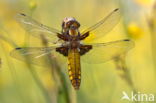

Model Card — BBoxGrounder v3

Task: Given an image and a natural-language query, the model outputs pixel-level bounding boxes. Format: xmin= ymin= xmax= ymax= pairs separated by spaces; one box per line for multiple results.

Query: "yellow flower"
xmin=29 ymin=0 xmax=37 ymax=10
xmin=135 ymin=0 xmax=154 ymax=6
xmin=127 ymin=22 xmax=143 ymax=39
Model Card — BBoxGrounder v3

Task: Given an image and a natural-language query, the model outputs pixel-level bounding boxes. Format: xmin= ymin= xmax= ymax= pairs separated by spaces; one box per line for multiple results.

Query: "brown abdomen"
xmin=68 ymin=49 xmax=81 ymax=90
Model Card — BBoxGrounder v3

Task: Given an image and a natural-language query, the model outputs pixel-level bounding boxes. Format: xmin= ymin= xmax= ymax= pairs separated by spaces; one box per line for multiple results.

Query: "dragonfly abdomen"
xmin=68 ymin=49 xmax=81 ymax=90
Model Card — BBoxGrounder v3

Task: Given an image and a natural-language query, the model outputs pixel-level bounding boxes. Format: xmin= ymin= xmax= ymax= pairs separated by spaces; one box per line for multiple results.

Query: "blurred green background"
xmin=0 ymin=0 xmax=156 ymax=103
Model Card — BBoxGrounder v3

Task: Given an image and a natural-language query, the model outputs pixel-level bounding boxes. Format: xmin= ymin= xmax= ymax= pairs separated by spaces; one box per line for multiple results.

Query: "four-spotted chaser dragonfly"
xmin=11 ymin=8 xmax=134 ymax=90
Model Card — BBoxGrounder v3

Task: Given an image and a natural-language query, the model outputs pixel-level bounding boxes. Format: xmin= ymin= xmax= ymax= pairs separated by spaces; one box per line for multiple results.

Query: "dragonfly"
xmin=11 ymin=8 xmax=134 ymax=90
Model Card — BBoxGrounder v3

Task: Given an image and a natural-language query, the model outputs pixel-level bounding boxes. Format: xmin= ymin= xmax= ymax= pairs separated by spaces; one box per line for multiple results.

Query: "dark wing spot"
xmin=114 ymin=8 xmax=119 ymax=12
xmin=15 ymin=47 xmax=22 ymax=50
xmin=124 ymin=39 xmax=130 ymax=41
xmin=19 ymin=13 xmax=26 ymax=16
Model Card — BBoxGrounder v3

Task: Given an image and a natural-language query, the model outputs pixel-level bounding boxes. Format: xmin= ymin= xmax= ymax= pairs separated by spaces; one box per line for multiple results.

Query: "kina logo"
xmin=121 ymin=91 xmax=155 ymax=102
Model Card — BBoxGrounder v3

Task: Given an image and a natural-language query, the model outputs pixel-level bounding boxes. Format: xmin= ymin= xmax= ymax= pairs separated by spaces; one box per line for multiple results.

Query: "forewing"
xmin=10 ymin=46 xmax=66 ymax=66
xmin=81 ymin=39 xmax=134 ymax=63
xmin=81 ymin=9 xmax=121 ymax=42
xmin=16 ymin=13 xmax=61 ymax=43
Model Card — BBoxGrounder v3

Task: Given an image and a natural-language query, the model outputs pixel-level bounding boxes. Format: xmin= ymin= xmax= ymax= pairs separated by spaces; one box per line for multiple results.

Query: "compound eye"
xmin=64 ymin=22 xmax=70 ymax=28
xmin=73 ymin=22 xmax=80 ymax=28
xmin=73 ymin=23 xmax=78 ymax=27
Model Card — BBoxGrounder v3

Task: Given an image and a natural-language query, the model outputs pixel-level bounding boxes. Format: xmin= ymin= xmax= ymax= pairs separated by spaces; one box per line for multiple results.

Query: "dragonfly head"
xmin=62 ymin=17 xmax=80 ymax=35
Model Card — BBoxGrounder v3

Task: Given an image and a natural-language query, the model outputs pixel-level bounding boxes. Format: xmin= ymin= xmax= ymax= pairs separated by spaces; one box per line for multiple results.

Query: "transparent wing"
xmin=10 ymin=46 xmax=66 ymax=66
xmin=81 ymin=8 xmax=121 ymax=42
xmin=16 ymin=13 xmax=61 ymax=43
xmin=81 ymin=39 xmax=134 ymax=63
